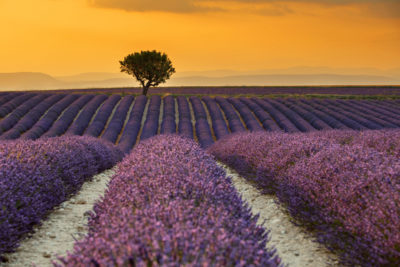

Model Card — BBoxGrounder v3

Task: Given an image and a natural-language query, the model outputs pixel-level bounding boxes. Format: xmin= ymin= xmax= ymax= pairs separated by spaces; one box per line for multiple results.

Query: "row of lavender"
xmin=1 ymin=93 xmax=400 ymax=150
xmin=30 ymin=85 xmax=400 ymax=95
xmin=208 ymin=130 xmax=400 ymax=266
xmin=0 ymin=136 xmax=123 ymax=259
xmin=58 ymin=135 xmax=281 ymax=266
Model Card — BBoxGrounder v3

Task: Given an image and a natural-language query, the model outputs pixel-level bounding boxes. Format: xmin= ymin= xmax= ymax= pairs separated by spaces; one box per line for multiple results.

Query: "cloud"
xmin=87 ymin=0 xmax=217 ymax=13
xmin=88 ymin=0 xmax=400 ymax=17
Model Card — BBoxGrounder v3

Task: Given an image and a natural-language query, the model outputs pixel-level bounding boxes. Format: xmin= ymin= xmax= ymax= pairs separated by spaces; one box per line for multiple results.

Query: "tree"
xmin=120 ymin=50 xmax=175 ymax=96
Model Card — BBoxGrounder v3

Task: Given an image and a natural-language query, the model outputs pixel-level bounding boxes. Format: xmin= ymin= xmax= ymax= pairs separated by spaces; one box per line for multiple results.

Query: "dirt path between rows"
xmin=220 ymin=163 xmax=340 ymax=267
xmin=0 ymin=168 xmax=117 ymax=267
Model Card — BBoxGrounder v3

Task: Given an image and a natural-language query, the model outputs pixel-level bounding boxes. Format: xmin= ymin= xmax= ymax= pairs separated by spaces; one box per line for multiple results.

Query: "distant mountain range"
xmin=0 ymin=67 xmax=399 ymax=91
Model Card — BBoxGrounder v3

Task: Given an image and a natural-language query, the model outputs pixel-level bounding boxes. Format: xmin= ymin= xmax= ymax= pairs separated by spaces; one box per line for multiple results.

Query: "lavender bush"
xmin=0 ymin=94 xmax=65 ymax=140
xmin=253 ymin=99 xmax=299 ymax=133
xmin=21 ymin=95 xmax=79 ymax=140
xmin=177 ymin=96 xmax=193 ymax=139
xmin=315 ymin=99 xmax=383 ymax=130
xmin=331 ymin=99 xmax=398 ymax=128
xmin=240 ymin=98 xmax=282 ymax=132
xmin=287 ymin=98 xmax=350 ymax=130
xmin=59 ymin=135 xmax=281 ymax=266
xmin=370 ymin=100 xmax=400 ymax=117
xmin=208 ymin=129 xmax=400 ymax=266
xmin=118 ymin=95 xmax=147 ymax=153
xmin=300 ymin=99 xmax=366 ymax=130
xmin=0 ymin=93 xmax=22 ymax=107
xmin=160 ymin=95 xmax=176 ymax=134
xmin=0 ymin=136 xmax=123 ymax=258
xmin=44 ymin=95 xmax=94 ymax=138
xmin=215 ymin=96 xmax=246 ymax=133
xmin=0 ymin=94 xmax=33 ymax=118
xmin=66 ymin=95 xmax=108 ymax=136
xmin=202 ymin=96 xmax=230 ymax=139
xmin=101 ymin=95 xmax=134 ymax=143
xmin=190 ymin=96 xmax=214 ymax=147
xmin=0 ymin=94 xmax=49 ymax=135
xmin=264 ymin=99 xmax=315 ymax=132
xmin=84 ymin=95 xmax=121 ymax=137
xmin=275 ymin=99 xmax=332 ymax=130
xmin=140 ymin=95 xmax=161 ymax=140
xmin=228 ymin=98 xmax=264 ymax=132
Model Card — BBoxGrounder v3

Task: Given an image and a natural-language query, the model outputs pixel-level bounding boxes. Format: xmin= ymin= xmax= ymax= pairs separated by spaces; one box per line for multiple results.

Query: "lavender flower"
xmin=59 ymin=135 xmax=281 ymax=266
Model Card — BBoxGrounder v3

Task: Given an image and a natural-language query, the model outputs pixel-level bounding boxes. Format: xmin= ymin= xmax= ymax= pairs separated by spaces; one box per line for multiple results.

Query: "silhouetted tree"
xmin=120 ymin=50 xmax=175 ymax=96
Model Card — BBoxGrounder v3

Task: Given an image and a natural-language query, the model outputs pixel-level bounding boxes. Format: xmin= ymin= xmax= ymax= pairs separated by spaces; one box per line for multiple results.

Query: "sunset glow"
xmin=0 ymin=0 xmax=399 ymax=76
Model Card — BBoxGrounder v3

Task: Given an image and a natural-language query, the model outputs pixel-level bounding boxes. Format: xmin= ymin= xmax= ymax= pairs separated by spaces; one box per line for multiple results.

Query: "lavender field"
xmin=0 ymin=91 xmax=399 ymax=266
xmin=31 ymin=85 xmax=400 ymax=96
xmin=1 ymin=92 xmax=400 ymax=150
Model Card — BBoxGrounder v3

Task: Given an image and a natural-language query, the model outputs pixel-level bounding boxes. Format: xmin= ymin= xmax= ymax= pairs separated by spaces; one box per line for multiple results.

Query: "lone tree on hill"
xmin=120 ymin=50 xmax=175 ymax=96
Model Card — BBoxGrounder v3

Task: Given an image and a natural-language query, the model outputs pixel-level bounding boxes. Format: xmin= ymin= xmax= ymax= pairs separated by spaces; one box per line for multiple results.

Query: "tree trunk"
xmin=142 ymin=85 xmax=150 ymax=96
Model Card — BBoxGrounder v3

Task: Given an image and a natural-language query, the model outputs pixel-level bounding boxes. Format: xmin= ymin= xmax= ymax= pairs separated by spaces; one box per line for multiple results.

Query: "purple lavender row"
xmin=349 ymin=100 xmax=400 ymax=122
xmin=0 ymin=93 xmax=22 ymax=108
xmin=43 ymin=95 xmax=95 ymax=138
xmin=177 ymin=96 xmax=193 ymax=138
xmin=240 ymin=98 xmax=282 ymax=132
xmin=328 ymin=99 xmax=398 ymax=128
xmin=202 ymin=96 xmax=230 ymax=139
xmin=346 ymin=99 xmax=400 ymax=125
xmin=140 ymin=95 xmax=161 ymax=140
xmin=264 ymin=99 xmax=316 ymax=132
xmin=385 ymin=98 xmax=400 ymax=105
xmin=0 ymin=136 xmax=123 ymax=258
xmin=254 ymin=98 xmax=300 ymax=132
xmin=315 ymin=99 xmax=383 ymax=130
xmin=160 ymin=95 xmax=176 ymax=134
xmin=66 ymin=95 xmax=108 ymax=136
xmin=215 ymin=96 xmax=246 ymax=133
xmin=84 ymin=95 xmax=121 ymax=137
xmin=0 ymin=95 xmax=65 ymax=140
xmin=276 ymin=99 xmax=332 ymax=130
xmin=0 ymin=93 xmax=10 ymax=106
xmin=0 ymin=94 xmax=49 ymax=135
xmin=364 ymin=100 xmax=400 ymax=117
xmin=59 ymin=135 xmax=281 ymax=266
xmin=288 ymin=99 xmax=350 ymax=130
xmin=0 ymin=93 xmax=34 ymax=118
xmin=36 ymin=86 xmax=400 ymax=96
xmin=301 ymin=99 xmax=367 ymax=130
xmin=117 ymin=95 xmax=147 ymax=153
xmin=208 ymin=130 xmax=400 ymax=266
xmin=374 ymin=100 xmax=400 ymax=115
xmin=189 ymin=96 xmax=214 ymax=148
xmin=21 ymin=95 xmax=80 ymax=140
xmin=227 ymin=97 xmax=264 ymax=132
xmin=101 ymin=95 xmax=134 ymax=143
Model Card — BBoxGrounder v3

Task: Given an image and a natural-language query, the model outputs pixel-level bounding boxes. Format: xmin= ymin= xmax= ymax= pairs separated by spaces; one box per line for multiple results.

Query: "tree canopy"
xmin=120 ymin=50 xmax=175 ymax=96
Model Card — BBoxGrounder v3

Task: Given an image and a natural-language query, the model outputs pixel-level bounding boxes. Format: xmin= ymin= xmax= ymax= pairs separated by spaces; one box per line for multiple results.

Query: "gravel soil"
xmin=220 ymin=163 xmax=340 ymax=267
xmin=0 ymin=168 xmax=117 ymax=267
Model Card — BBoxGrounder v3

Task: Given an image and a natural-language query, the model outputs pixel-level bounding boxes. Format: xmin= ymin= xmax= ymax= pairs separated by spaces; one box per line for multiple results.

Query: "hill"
xmin=0 ymin=70 xmax=399 ymax=91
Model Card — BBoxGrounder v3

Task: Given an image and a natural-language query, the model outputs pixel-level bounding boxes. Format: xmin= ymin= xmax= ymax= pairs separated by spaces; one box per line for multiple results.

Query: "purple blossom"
xmin=0 ymin=136 xmax=123 ymax=257
xmin=208 ymin=129 xmax=400 ymax=266
xmin=59 ymin=135 xmax=281 ymax=266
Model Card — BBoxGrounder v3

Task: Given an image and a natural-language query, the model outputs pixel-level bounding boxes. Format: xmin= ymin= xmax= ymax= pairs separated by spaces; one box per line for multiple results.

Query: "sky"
xmin=0 ymin=0 xmax=399 ymax=76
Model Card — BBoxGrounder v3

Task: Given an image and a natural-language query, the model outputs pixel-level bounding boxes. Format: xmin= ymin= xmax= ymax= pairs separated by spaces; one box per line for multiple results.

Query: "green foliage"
xmin=120 ymin=50 xmax=175 ymax=96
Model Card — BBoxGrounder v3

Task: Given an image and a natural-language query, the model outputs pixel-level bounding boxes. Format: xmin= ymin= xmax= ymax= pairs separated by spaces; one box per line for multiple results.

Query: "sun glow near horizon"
xmin=0 ymin=0 xmax=399 ymax=76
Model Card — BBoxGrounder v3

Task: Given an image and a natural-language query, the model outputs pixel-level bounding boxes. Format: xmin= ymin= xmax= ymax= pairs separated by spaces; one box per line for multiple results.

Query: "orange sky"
xmin=0 ymin=0 xmax=399 ymax=76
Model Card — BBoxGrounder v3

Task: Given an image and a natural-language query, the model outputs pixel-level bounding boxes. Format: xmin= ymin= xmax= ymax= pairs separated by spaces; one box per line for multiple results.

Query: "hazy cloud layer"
xmin=88 ymin=0 xmax=214 ymax=13
xmin=89 ymin=0 xmax=400 ymax=17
